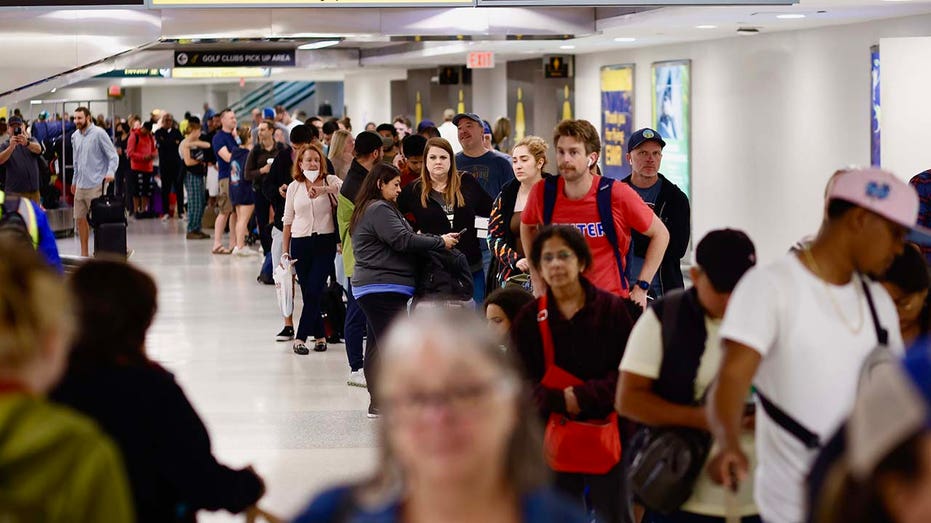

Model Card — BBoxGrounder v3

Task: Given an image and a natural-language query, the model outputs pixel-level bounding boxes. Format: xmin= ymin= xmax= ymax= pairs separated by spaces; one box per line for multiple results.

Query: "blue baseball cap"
xmin=628 ymin=128 xmax=667 ymax=153
xmin=452 ymin=112 xmax=483 ymax=127
xmin=262 ymin=107 xmax=275 ymax=119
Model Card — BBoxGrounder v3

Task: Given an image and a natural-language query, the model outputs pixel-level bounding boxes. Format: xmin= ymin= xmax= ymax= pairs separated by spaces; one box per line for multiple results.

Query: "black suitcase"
xmin=94 ymin=222 xmax=127 ymax=258
xmin=88 ymin=189 xmax=126 ymax=226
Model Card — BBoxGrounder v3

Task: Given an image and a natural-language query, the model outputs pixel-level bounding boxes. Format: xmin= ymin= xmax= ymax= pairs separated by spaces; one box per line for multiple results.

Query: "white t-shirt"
xmin=438 ymin=121 xmax=462 ymax=154
xmin=719 ymin=254 xmax=903 ymax=523
xmin=620 ymin=308 xmax=758 ymax=517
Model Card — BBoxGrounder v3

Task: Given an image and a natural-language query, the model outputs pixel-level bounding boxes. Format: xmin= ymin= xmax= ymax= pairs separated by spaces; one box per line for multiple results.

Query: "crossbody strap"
xmin=756 ymin=391 xmax=821 ymax=449
xmin=537 ymin=294 xmax=555 ymax=370
xmin=860 ymin=276 xmax=889 ymax=347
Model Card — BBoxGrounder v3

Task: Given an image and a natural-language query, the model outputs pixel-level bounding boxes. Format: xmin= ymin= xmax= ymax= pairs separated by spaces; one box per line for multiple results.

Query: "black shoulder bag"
xmin=627 ymin=290 xmax=714 ymax=515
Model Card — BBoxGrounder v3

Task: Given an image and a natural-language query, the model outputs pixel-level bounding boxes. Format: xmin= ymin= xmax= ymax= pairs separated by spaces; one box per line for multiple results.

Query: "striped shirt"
xmin=71 ymin=123 xmax=119 ymax=189
xmin=910 ymin=170 xmax=931 ymax=262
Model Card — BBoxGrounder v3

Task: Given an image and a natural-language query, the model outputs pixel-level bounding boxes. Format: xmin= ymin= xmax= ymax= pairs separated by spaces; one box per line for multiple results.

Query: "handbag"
xmin=627 ymin=423 xmax=712 ymax=514
xmin=537 ymin=294 xmax=622 ymax=475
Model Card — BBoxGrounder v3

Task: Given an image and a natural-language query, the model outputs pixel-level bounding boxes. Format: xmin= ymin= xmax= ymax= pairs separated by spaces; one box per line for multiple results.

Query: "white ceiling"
xmin=3 ymin=0 xmax=931 ymax=100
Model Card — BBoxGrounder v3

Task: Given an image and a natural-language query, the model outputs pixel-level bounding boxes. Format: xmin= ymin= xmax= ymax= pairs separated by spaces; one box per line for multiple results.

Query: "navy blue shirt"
xmin=456 ymin=150 xmax=514 ymax=199
xmin=211 ymin=131 xmax=239 ymax=180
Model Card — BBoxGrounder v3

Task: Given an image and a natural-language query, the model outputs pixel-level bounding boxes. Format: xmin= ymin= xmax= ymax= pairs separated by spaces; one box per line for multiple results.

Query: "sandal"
xmin=212 ymin=245 xmax=232 ymax=255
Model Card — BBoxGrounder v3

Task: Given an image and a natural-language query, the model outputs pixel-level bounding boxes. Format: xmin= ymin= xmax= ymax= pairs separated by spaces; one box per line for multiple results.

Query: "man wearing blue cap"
xmin=453 ymin=112 xmax=515 ymax=301
xmin=622 ymin=128 xmax=691 ymax=298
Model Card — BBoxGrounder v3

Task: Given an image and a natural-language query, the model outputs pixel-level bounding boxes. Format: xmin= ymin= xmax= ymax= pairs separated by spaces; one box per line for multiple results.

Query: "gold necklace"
xmin=802 ymin=248 xmax=864 ymax=334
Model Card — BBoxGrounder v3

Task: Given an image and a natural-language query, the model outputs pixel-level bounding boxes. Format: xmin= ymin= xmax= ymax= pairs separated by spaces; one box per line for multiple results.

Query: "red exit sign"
xmin=467 ymin=51 xmax=495 ymax=69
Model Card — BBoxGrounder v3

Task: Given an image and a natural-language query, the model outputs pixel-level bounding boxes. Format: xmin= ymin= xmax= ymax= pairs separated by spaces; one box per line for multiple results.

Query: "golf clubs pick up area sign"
xmin=174 ymin=50 xmax=295 ymax=68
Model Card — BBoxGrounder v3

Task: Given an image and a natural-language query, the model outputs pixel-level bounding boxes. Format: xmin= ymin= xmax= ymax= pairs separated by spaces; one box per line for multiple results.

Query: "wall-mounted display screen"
xmin=652 ymin=60 xmax=691 ymax=197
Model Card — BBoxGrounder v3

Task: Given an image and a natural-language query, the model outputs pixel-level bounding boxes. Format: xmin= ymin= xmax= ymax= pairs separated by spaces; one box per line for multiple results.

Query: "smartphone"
xmin=13 ymin=127 xmax=21 ymax=136
xmin=457 ymin=228 xmax=468 ymax=236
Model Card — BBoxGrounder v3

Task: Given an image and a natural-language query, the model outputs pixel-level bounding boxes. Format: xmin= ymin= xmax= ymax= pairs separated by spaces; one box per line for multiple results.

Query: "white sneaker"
xmin=348 ymin=370 xmax=367 ymax=388
xmin=232 ymin=246 xmax=252 ymax=257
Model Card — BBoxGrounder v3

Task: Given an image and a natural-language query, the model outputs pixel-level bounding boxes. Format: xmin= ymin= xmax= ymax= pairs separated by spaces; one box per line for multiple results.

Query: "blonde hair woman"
xmin=0 ymin=239 xmax=133 ymax=521
xmin=487 ymin=135 xmax=549 ymax=289
xmin=397 ymin=137 xmax=493 ymax=303
xmin=293 ymin=309 xmax=588 ymax=523
xmin=327 ymin=129 xmax=354 ymax=180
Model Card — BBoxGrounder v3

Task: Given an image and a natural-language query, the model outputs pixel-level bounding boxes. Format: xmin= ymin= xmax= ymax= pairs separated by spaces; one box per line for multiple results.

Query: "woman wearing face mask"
xmin=282 ymin=143 xmax=343 ymax=355
xmin=349 ymin=163 xmax=459 ymax=418
xmin=398 ymin=137 xmax=493 ymax=304
xmin=880 ymin=243 xmax=931 ymax=347
xmin=293 ymin=309 xmax=589 ymax=523
xmin=488 ymin=136 xmax=549 ymax=290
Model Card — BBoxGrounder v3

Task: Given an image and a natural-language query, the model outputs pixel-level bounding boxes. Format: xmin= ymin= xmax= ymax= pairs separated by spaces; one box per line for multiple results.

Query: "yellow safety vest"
xmin=0 ymin=190 xmax=39 ymax=248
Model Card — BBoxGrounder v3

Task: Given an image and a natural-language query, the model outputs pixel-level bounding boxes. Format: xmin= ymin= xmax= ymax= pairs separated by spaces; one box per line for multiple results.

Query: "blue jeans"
xmin=260 ymin=251 xmax=273 ymax=281
xmin=290 ymin=234 xmax=338 ymax=342
xmin=472 ymin=268 xmax=486 ymax=304
xmin=344 ymin=281 xmax=366 ymax=372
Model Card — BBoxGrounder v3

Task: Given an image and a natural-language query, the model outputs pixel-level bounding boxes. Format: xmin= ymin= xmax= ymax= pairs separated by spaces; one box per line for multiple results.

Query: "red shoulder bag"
xmin=537 ymin=294 xmax=622 ymax=474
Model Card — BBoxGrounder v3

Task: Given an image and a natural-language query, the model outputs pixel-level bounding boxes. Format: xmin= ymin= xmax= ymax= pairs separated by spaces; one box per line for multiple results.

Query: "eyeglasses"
xmin=384 ymin=378 xmax=514 ymax=419
xmin=540 ymin=250 xmax=576 ymax=264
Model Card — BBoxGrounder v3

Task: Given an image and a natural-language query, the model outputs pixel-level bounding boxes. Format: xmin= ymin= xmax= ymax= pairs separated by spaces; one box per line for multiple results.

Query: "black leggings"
xmin=161 ymin=164 xmax=184 ymax=214
xmin=356 ymin=292 xmax=410 ymax=406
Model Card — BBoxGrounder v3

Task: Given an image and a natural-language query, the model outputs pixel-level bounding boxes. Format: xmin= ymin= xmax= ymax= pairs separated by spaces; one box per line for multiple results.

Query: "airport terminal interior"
xmin=4 ymin=0 xmax=931 ymax=522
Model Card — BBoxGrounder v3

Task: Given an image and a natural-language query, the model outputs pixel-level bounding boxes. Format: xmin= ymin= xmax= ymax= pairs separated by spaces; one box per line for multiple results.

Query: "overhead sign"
xmin=467 ymin=51 xmax=495 ymax=69
xmin=544 ymin=55 xmax=573 ymax=79
xmin=151 ymin=0 xmax=471 ymax=6
xmin=171 ymin=67 xmax=270 ymax=79
xmin=174 ymin=50 xmax=295 ymax=68
xmin=97 ymin=68 xmax=171 ymax=78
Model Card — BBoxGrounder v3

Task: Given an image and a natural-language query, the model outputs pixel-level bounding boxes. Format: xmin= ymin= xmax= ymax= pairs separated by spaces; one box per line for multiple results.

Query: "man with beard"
xmin=71 ymin=106 xmax=119 ymax=257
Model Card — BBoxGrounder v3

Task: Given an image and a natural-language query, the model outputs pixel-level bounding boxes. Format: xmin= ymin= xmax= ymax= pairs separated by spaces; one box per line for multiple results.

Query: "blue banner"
xmin=600 ymin=65 xmax=635 ymax=180
xmin=871 ymin=45 xmax=881 ymax=167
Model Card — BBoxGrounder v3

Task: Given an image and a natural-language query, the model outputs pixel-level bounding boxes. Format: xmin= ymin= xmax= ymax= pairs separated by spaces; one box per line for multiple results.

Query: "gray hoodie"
xmin=351 ymin=200 xmax=444 ymax=289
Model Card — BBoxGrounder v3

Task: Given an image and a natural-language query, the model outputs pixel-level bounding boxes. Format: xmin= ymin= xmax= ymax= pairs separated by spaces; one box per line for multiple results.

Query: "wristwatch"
xmin=634 ymin=279 xmax=650 ymax=291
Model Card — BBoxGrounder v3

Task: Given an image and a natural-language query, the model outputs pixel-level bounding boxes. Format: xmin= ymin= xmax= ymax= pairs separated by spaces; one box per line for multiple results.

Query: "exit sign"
xmin=467 ymin=51 xmax=495 ymax=69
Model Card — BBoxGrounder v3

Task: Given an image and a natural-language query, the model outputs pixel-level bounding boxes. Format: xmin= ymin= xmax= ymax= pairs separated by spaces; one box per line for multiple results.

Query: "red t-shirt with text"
xmin=522 ymin=175 xmax=654 ymax=297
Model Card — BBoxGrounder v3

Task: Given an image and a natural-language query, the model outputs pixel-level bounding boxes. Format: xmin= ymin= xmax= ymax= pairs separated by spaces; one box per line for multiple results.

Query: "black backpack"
xmin=320 ymin=273 xmax=347 ymax=343
xmin=416 ymin=248 xmax=474 ymax=301
xmin=0 ymin=193 xmax=34 ymax=248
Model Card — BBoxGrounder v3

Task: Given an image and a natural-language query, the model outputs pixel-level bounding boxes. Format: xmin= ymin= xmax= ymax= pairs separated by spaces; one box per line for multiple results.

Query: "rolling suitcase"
xmin=89 ymin=182 xmax=128 ymax=258
xmin=94 ymin=222 xmax=127 ymax=258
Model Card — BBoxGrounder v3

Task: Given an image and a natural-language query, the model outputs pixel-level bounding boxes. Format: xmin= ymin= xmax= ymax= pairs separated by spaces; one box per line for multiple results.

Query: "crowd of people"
xmin=2 ymin=100 xmax=931 ymax=523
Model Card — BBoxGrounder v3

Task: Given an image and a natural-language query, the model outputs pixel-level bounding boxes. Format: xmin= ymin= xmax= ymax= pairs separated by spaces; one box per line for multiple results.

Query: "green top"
xmin=0 ymin=394 xmax=135 ymax=522
xmin=337 ymin=191 xmax=356 ymax=278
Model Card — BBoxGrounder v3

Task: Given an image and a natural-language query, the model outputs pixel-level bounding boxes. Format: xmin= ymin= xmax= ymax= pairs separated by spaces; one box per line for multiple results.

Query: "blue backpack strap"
xmin=596 ymin=177 xmax=627 ymax=291
xmin=542 ymin=176 xmax=559 ymax=225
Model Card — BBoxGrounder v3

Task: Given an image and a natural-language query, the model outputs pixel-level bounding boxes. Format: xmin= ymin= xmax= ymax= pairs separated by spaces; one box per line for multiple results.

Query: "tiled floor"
xmin=57 ymin=218 xmax=376 ymax=521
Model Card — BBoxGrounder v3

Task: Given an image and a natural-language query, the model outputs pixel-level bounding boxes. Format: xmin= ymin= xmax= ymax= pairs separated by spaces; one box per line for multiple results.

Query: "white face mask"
xmin=303 ymin=170 xmax=320 ymax=182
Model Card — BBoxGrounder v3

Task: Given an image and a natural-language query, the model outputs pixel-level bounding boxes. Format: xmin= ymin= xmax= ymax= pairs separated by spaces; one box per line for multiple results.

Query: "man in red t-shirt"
xmin=520 ymin=119 xmax=669 ymax=308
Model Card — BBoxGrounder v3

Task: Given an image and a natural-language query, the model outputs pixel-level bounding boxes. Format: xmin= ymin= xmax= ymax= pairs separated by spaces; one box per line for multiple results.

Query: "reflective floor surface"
xmin=57 ymin=218 xmax=376 ymax=521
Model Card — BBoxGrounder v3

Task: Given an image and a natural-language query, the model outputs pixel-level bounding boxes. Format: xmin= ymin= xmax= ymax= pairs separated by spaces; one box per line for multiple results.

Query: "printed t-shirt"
xmin=719 ymin=254 xmax=903 ymax=523
xmin=521 ymin=175 xmax=654 ymax=297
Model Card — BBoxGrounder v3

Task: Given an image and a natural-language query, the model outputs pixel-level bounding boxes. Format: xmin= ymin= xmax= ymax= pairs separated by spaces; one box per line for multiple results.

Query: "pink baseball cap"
xmin=827 ymin=167 xmax=931 ymax=244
